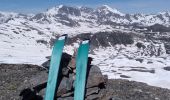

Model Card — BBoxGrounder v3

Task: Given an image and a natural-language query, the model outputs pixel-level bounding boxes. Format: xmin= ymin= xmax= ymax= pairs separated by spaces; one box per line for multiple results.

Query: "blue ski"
xmin=45 ymin=35 xmax=67 ymax=100
xmin=74 ymin=40 xmax=90 ymax=100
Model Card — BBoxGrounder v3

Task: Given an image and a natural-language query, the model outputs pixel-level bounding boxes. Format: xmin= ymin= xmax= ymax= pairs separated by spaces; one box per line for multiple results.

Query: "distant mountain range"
xmin=0 ymin=5 xmax=170 ymax=34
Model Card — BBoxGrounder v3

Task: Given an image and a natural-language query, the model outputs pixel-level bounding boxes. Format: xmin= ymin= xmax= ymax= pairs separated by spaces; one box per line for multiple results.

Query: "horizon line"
xmin=0 ymin=4 xmax=169 ymax=15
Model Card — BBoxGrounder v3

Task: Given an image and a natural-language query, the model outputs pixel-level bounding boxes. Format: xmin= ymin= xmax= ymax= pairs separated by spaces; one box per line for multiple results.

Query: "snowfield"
xmin=89 ymin=46 xmax=170 ymax=89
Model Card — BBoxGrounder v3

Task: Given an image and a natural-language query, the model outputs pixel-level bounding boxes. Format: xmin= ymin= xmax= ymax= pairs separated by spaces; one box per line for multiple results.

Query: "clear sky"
xmin=0 ymin=0 xmax=170 ymax=14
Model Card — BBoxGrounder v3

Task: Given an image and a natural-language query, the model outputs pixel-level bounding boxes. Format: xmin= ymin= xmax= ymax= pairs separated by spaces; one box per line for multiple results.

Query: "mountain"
xmin=0 ymin=11 xmax=18 ymax=24
xmin=1 ymin=5 xmax=170 ymax=89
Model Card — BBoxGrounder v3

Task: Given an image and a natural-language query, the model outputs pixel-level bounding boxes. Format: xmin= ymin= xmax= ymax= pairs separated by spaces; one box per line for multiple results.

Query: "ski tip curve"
xmin=58 ymin=34 xmax=68 ymax=40
xmin=82 ymin=40 xmax=90 ymax=44
xmin=82 ymin=38 xmax=90 ymax=44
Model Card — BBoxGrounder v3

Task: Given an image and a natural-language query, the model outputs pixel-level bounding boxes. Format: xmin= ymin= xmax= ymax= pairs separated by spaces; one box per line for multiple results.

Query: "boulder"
xmin=86 ymin=65 xmax=106 ymax=88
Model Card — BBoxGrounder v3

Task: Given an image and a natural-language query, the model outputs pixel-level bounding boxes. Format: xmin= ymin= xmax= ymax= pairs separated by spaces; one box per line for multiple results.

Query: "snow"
xmin=0 ymin=5 xmax=170 ymax=90
xmin=89 ymin=46 xmax=170 ymax=89
xmin=102 ymin=5 xmax=125 ymax=16
xmin=59 ymin=5 xmax=64 ymax=9
xmin=0 ymin=40 xmax=51 ymax=65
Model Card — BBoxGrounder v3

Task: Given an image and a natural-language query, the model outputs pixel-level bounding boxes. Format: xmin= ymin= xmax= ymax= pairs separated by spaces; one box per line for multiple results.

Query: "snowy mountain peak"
xmin=1 ymin=5 xmax=170 ymax=28
xmin=96 ymin=5 xmax=125 ymax=16
xmin=0 ymin=11 xmax=20 ymax=24
xmin=58 ymin=4 xmax=64 ymax=8
xmin=159 ymin=11 xmax=170 ymax=15
xmin=46 ymin=5 xmax=68 ymax=15
xmin=46 ymin=5 xmax=81 ymax=16
xmin=46 ymin=6 xmax=60 ymax=15
xmin=0 ymin=11 xmax=19 ymax=19
xmin=80 ymin=6 xmax=94 ymax=13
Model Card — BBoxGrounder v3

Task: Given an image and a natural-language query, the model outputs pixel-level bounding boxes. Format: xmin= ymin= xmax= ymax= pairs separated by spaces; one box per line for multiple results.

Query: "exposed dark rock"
xmin=120 ymin=75 xmax=131 ymax=78
xmin=163 ymin=67 xmax=170 ymax=71
xmin=86 ymin=65 xmax=106 ymax=88
xmin=36 ymin=40 xmax=48 ymax=45
xmin=100 ymin=79 xmax=170 ymax=100
xmin=123 ymin=69 xmax=155 ymax=74
xmin=56 ymin=77 xmax=74 ymax=96
xmin=58 ymin=97 xmax=74 ymax=100
xmin=86 ymin=87 xmax=99 ymax=96
xmin=0 ymin=64 xmax=46 ymax=100
xmin=86 ymin=93 xmax=99 ymax=100
xmin=136 ymin=42 xmax=146 ymax=49
xmin=135 ymin=58 xmax=144 ymax=63
xmin=147 ymin=24 xmax=170 ymax=32
xmin=64 ymin=32 xmax=134 ymax=50
xmin=164 ymin=44 xmax=170 ymax=54
xmin=19 ymin=88 xmax=43 ymax=100
xmin=147 ymin=61 xmax=153 ymax=64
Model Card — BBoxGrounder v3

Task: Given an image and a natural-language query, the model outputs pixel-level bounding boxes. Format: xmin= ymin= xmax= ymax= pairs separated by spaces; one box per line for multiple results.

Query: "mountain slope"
xmin=1 ymin=5 xmax=170 ymax=89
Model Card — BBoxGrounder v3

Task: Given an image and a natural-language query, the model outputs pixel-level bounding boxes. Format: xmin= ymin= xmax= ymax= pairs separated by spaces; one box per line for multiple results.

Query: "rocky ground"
xmin=1 ymin=63 xmax=170 ymax=100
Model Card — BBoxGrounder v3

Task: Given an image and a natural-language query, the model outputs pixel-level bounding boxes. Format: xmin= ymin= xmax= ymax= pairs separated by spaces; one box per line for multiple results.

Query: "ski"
xmin=74 ymin=40 xmax=90 ymax=100
xmin=45 ymin=35 xmax=67 ymax=100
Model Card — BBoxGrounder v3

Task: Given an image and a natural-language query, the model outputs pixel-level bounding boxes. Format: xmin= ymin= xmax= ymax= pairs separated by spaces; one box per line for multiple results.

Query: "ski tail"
xmin=74 ymin=40 xmax=90 ymax=100
xmin=45 ymin=34 xmax=67 ymax=100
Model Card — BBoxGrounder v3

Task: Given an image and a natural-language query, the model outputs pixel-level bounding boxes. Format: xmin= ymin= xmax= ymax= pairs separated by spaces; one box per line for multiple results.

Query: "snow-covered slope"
xmin=64 ymin=33 xmax=170 ymax=89
xmin=1 ymin=5 xmax=170 ymax=89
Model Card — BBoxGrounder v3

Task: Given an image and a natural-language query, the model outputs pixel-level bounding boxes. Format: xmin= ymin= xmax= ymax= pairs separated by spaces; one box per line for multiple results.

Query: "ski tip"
xmin=58 ymin=34 xmax=67 ymax=40
xmin=82 ymin=40 xmax=90 ymax=44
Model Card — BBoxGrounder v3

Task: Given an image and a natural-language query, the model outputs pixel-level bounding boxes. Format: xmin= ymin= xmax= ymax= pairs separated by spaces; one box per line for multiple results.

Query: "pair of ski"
xmin=45 ymin=34 xmax=90 ymax=100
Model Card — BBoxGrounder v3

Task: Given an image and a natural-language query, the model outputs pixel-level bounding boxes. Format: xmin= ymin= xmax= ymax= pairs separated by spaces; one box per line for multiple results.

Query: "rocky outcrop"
xmin=1 ymin=53 xmax=170 ymax=100
xmin=41 ymin=53 xmax=106 ymax=99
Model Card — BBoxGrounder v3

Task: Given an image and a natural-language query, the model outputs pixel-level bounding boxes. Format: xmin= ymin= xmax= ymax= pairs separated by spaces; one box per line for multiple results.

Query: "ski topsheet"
xmin=74 ymin=40 xmax=90 ymax=100
xmin=45 ymin=35 xmax=67 ymax=100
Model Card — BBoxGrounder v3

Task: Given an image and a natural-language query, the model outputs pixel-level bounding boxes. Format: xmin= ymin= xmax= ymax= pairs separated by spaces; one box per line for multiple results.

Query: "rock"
xmin=86 ymin=93 xmax=99 ymax=100
xmin=120 ymin=75 xmax=131 ymax=78
xmin=19 ymin=88 xmax=43 ymax=100
xmin=68 ymin=57 xmax=76 ymax=69
xmin=147 ymin=61 xmax=153 ymax=64
xmin=60 ymin=91 xmax=73 ymax=97
xmin=86 ymin=87 xmax=99 ymax=96
xmin=45 ymin=56 xmax=51 ymax=59
xmin=111 ymin=97 xmax=123 ymax=100
xmin=0 ymin=64 xmax=46 ymax=100
xmin=57 ymin=77 xmax=74 ymax=96
xmin=128 ymin=69 xmax=155 ymax=73
xmin=103 ymin=79 xmax=170 ymax=100
xmin=86 ymin=65 xmax=106 ymax=88
xmin=163 ymin=67 xmax=170 ymax=71
xmin=135 ymin=58 xmax=144 ymax=63
xmin=41 ymin=60 xmax=50 ymax=69
xmin=58 ymin=97 xmax=74 ymax=100
xmin=103 ymin=75 xmax=108 ymax=84
xmin=62 ymin=67 xmax=70 ymax=76
xmin=42 ymin=53 xmax=72 ymax=69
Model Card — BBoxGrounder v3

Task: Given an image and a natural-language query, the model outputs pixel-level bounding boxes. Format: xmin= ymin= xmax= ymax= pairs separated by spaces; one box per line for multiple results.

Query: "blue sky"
xmin=0 ymin=0 xmax=170 ymax=14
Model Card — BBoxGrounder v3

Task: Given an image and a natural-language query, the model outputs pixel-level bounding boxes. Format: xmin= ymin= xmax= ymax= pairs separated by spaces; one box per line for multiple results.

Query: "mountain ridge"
xmin=0 ymin=5 xmax=170 ymax=26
